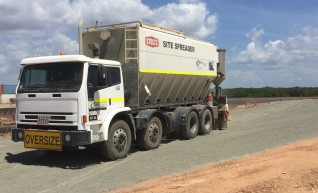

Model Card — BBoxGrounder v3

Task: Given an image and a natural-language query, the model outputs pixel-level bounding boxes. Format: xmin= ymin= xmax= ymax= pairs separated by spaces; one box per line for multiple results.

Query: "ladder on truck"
xmin=125 ymin=28 xmax=138 ymax=63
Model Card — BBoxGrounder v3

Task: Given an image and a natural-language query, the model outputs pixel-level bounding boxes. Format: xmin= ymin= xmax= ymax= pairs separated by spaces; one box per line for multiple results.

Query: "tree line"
xmin=222 ymin=87 xmax=318 ymax=98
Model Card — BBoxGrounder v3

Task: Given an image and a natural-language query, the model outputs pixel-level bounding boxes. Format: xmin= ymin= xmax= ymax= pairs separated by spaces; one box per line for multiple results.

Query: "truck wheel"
xmin=139 ymin=117 xmax=163 ymax=150
xmin=100 ymin=120 xmax=131 ymax=161
xmin=181 ymin=111 xmax=199 ymax=139
xmin=199 ymin=109 xmax=212 ymax=135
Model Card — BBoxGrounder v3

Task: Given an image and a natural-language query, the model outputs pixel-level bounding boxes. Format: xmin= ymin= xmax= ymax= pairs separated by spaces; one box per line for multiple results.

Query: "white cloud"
xmin=0 ymin=0 xmax=218 ymax=84
xmin=246 ymin=27 xmax=264 ymax=42
xmin=0 ymin=0 xmax=73 ymax=37
xmin=226 ymin=26 xmax=318 ymax=87
xmin=179 ymin=0 xmax=203 ymax=3
xmin=0 ymin=54 xmax=8 ymax=73
xmin=47 ymin=32 xmax=78 ymax=55
xmin=70 ymin=0 xmax=152 ymax=26
xmin=0 ymin=0 xmax=216 ymax=40
xmin=151 ymin=2 xmax=217 ymax=38
xmin=232 ymin=27 xmax=318 ymax=66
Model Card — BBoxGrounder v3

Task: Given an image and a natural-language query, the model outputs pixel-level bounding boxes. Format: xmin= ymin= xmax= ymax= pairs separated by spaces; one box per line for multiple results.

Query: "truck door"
xmin=87 ymin=64 xmax=124 ymax=122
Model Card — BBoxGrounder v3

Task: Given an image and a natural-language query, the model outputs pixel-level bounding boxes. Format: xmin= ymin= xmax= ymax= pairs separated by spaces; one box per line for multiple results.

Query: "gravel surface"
xmin=0 ymin=99 xmax=318 ymax=193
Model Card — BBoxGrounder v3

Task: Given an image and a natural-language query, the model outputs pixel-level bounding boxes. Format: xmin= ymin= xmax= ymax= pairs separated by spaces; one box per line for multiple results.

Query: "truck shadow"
xmin=5 ymin=148 xmax=106 ymax=169
xmin=4 ymin=139 xmax=178 ymax=169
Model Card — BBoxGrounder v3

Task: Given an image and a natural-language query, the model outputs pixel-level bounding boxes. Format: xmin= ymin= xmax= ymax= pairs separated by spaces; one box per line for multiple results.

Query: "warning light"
xmin=207 ymin=93 xmax=213 ymax=102
xmin=83 ymin=115 xmax=87 ymax=124
xmin=207 ymin=93 xmax=213 ymax=106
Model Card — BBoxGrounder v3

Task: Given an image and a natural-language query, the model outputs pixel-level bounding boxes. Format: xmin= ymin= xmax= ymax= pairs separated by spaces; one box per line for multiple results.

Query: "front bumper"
xmin=12 ymin=128 xmax=91 ymax=148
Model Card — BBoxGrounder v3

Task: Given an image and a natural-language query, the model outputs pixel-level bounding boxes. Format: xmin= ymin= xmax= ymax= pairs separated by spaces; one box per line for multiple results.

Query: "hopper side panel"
xmin=138 ymin=27 xmax=218 ymax=77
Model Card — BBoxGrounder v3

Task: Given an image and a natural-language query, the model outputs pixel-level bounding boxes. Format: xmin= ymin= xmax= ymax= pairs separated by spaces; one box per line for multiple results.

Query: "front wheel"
xmin=138 ymin=116 xmax=163 ymax=150
xmin=100 ymin=120 xmax=132 ymax=161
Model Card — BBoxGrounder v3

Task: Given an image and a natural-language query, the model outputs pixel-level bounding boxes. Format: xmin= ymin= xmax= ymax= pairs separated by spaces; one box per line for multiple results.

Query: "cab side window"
xmin=107 ymin=67 xmax=121 ymax=86
xmin=87 ymin=65 xmax=121 ymax=87
xmin=87 ymin=65 xmax=121 ymax=100
xmin=87 ymin=66 xmax=100 ymax=100
xmin=87 ymin=66 xmax=101 ymax=88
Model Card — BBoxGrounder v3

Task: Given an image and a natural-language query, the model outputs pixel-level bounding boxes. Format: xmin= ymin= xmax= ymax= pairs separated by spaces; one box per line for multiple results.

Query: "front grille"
xmin=24 ymin=115 xmax=67 ymax=120
xmin=21 ymin=112 xmax=73 ymax=115
xmin=21 ymin=120 xmax=73 ymax=124
xmin=19 ymin=112 xmax=76 ymax=125
xmin=25 ymin=115 xmax=38 ymax=119
xmin=17 ymin=124 xmax=77 ymax=131
xmin=51 ymin=116 xmax=66 ymax=120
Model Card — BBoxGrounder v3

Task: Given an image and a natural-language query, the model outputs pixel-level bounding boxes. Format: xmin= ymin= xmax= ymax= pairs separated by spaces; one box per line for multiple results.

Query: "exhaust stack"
xmin=78 ymin=20 xmax=83 ymax=55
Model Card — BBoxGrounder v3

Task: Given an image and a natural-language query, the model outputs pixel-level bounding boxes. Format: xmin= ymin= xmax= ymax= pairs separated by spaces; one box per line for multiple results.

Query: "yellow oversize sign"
xmin=24 ymin=130 xmax=62 ymax=151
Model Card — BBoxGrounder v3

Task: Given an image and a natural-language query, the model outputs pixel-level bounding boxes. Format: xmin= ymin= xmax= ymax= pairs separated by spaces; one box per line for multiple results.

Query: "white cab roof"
xmin=21 ymin=55 xmax=121 ymax=66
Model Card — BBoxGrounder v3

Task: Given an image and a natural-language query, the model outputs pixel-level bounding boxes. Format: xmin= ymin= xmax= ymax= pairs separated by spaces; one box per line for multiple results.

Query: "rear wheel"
xmin=139 ymin=116 xmax=163 ymax=150
xmin=100 ymin=120 xmax=131 ymax=160
xmin=199 ymin=109 xmax=212 ymax=135
xmin=181 ymin=111 xmax=199 ymax=139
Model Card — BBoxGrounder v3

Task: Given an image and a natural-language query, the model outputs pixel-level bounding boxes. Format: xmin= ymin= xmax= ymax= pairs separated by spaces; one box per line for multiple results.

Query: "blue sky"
xmin=0 ymin=0 xmax=317 ymax=88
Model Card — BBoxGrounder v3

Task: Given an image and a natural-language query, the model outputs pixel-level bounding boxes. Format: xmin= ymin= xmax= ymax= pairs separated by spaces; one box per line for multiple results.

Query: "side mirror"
xmin=97 ymin=65 xmax=106 ymax=86
xmin=87 ymin=83 xmax=93 ymax=89
xmin=87 ymin=83 xmax=95 ymax=100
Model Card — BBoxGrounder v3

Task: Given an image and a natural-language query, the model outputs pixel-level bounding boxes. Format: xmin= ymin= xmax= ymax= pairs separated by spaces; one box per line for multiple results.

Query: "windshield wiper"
xmin=30 ymin=84 xmax=46 ymax=88
xmin=40 ymin=87 xmax=60 ymax=92
xmin=59 ymin=85 xmax=80 ymax=88
xmin=18 ymin=84 xmax=80 ymax=93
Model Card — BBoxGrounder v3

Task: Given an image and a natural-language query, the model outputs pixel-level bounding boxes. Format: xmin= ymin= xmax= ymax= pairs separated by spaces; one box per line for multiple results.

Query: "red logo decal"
xmin=145 ymin=36 xmax=159 ymax=48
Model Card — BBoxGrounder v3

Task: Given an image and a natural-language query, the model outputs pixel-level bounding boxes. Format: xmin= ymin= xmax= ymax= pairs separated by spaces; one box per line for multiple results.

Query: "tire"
xmin=100 ymin=120 xmax=131 ymax=161
xmin=138 ymin=117 xmax=163 ymax=150
xmin=181 ymin=111 xmax=199 ymax=139
xmin=199 ymin=109 xmax=212 ymax=135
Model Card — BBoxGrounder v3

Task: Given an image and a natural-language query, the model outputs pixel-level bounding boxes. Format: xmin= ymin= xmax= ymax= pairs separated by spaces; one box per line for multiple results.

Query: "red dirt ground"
xmin=114 ymin=137 xmax=318 ymax=193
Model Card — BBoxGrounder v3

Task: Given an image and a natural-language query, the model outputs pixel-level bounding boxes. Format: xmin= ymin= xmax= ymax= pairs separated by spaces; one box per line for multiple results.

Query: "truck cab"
xmin=12 ymin=55 xmax=132 ymax=153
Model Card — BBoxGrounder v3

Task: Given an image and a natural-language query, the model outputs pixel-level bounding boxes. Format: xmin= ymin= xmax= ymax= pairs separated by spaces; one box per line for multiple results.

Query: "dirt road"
xmin=0 ymin=99 xmax=318 ymax=193
xmin=116 ymin=136 xmax=318 ymax=193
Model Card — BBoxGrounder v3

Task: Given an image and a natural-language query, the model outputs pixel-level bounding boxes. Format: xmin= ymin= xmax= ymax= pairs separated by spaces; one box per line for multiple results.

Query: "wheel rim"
xmin=113 ymin=128 xmax=127 ymax=152
xmin=204 ymin=113 xmax=211 ymax=130
xmin=148 ymin=122 xmax=159 ymax=143
xmin=189 ymin=116 xmax=198 ymax=133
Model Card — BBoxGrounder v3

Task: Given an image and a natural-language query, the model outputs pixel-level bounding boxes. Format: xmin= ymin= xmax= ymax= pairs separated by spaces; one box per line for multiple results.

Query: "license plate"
xmin=37 ymin=115 xmax=50 ymax=125
xmin=24 ymin=130 xmax=62 ymax=151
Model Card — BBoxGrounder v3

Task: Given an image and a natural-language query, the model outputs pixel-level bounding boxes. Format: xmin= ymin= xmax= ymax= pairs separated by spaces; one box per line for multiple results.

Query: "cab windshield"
xmin=17 ymin=62 xmax=84 ymax=93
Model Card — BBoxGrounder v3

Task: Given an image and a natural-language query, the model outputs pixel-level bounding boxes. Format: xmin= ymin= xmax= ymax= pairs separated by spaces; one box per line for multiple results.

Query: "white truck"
xmin=12 ymin=21 xmax=229 ymax=160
